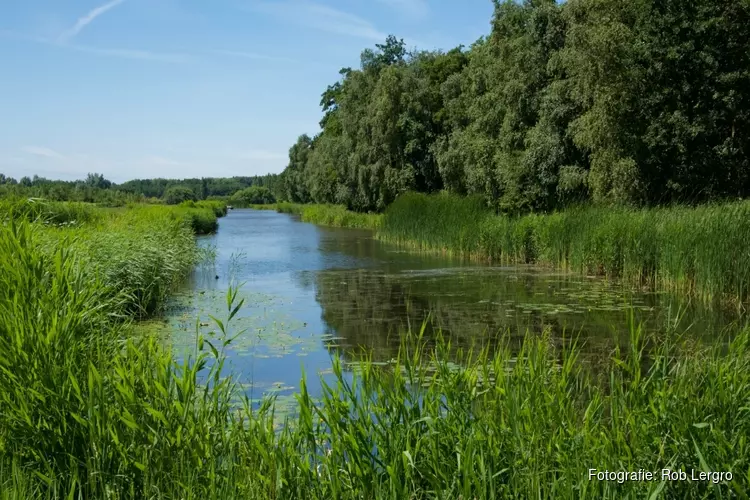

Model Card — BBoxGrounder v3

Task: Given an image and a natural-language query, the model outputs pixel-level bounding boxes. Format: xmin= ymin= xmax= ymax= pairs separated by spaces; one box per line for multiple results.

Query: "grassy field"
xmin=379 ymin=193 xmax=750 ymax=305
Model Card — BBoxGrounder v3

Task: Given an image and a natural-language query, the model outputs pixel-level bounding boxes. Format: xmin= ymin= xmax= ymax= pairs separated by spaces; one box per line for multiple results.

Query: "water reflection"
xmin=163 ymin=209 xmax=739 ymax=406
xmin=312 ymin=266 xmax=734 ymax=363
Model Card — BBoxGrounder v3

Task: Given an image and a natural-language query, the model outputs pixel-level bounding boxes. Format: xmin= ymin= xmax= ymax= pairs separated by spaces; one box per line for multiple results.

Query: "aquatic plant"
xmin=2 ymin=204 xmax=748 ymax=499
xmin=270 ymin=203 xmax=382 ymax=229
xmin=381 ymin=193 xmax=750 ymax=305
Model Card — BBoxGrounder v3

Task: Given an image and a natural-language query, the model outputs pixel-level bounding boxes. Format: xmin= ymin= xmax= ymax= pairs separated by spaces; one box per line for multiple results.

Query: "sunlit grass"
xmin=2 ymin=200 xmax=748 ymax=498
xmin=268 ymin=203 xmax=382 ymax=229
xmin=381 ymin=193 xmax=750 ymax=305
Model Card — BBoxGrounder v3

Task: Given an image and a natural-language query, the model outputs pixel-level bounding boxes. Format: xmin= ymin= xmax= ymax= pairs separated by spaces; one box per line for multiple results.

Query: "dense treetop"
xmin=279 ymin=0 xmax=750 ymax=213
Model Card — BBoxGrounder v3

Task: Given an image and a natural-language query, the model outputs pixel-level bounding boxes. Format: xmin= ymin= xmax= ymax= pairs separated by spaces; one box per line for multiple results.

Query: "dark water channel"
xmin=161 ymin=209 xmax=738 ymax=413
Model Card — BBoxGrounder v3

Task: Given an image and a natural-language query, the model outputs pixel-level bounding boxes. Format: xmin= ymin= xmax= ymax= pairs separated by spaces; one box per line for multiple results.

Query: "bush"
xmin=163 ymin=186 xmax=197 ymax=205
xmin=230 ymin=186 xmax=276 ymax=206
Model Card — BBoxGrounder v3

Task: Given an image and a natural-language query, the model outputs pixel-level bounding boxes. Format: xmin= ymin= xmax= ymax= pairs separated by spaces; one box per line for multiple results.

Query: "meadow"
xmin=0 ymin=198 xmax=747 ymax=498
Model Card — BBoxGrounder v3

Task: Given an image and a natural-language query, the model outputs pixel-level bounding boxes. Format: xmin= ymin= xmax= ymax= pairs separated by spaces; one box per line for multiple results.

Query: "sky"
xmin=0 ymin=0 xmax=494 ymax=183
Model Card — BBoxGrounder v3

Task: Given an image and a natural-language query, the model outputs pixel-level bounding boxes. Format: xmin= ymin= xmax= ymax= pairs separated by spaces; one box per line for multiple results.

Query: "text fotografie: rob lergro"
xmin=589 ymin=469 xmax=733 ymax=484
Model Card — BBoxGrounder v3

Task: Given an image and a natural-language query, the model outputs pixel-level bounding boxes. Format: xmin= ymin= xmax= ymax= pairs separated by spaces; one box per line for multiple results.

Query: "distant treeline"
xmin=118 ymin=175 xmax=280 ymax=199
xmin=278 ymin=0 xmax=750 ymax=213
xmin=0 ymin=172 xmax=281 ymax=205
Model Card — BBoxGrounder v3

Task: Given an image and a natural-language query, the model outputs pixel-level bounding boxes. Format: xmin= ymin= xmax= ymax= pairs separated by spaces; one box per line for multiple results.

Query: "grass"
xmin=380 ymin=193 xmax=750 ymax=305
xmin=0 ymin=200 xmax=214 ymax=316
xmin=270 ymin=202 xmax=382 ymax=229
xmin=0 ymin=196 xmax=224 ymax=236
xmin=248 ymin=203 xmax=279 ymax=211
xmin=2 ymin=199 xmax=748 ymax=498
xmin=0 ymin=197 xmax=101 ymax=227
xmin=1 ymin=224 xmax=749 ymax=498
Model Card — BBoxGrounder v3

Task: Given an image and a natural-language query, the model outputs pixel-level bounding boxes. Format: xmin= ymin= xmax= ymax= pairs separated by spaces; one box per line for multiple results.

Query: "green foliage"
xmin=197 ymin=200 xmax=229 ymax=218
xmin=270 ymin=203 xmax=382 ymax=229
xmin=280 ymin=0 xmax=750 ymax=212
xmin=381 ymin=193 xmax=750 ymax=303
xmin=0 ymin=198 xmax=101 ymax=226
xmin=381 ymin=192 xmax=488 ymax=255
xmin=0 ymin=173 xmax=283 ymax=207
xmin=2 ymin=238 xmax=749 ymax=498
xmin=0 ymin=218 xmax=239 ymax=497
xmin=299 ymin=204 xmax=382 ymax=230
xmin=0 ymin=174 xmax=144 ymax=207
xmin=231 ymin=186 xmax=276 ymax=206
xmin=281 ymin=135 xmax=314 ymax=203
xmin=163 ymin=186 xmax=197 ymax=205
xmin=119 ymin=174 xmax=281 ymax=200
xmin=1 ymin=204 xmax=749 ymax=498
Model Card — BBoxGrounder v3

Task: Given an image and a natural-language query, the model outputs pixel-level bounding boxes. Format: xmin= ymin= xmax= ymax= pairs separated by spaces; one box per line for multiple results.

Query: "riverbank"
xmin=1 ymin=201 xmax=748 ymax=498
xmin=378 ymin=193 xmax=750 ymax=306
xmin=257 ymin=202 xmax=382 ymax=229
xmin=257 ymin=194 xmax=750 ymax=305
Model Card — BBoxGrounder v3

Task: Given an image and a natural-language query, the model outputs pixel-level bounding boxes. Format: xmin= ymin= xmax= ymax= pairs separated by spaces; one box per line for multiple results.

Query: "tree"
xmin=85 ymin=173 xmax=112 ymax=189
xmin=278 ymin=0 xmax=750 ymax=212
xmin=200 ymin=178 xmax=209 ymax=200
xmin=282 ymin=135 xmax=314 ymax=203
xmin=163 ymin=186 xmax=197 ymax=205
xmin=231 ymin=186 xmax=276 ymax=205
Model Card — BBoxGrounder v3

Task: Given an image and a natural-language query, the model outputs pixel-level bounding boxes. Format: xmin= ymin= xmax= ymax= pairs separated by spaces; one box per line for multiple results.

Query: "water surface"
xmin=162 ymin=209 xmax=737 ymax=408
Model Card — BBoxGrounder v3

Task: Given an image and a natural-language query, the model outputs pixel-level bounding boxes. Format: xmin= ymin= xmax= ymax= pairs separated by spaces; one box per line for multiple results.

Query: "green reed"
xmin=264 ymin=203 xmax=382 ymax=229
xmin=2 ymin=202 xmax=748 ymax=499
xmin=380 ymin=193 xmax=750 ymax=304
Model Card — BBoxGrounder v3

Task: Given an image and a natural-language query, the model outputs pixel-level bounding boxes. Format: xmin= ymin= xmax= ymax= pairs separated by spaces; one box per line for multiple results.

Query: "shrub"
xmin=163 ymin=186 xmax=197 ymax=205
xmin=230 ymin=186 xmax=276 ymax=206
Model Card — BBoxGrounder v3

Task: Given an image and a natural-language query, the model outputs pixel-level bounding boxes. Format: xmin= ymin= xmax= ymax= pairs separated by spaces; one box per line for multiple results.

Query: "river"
xmin=161 ymin=208 xmax=737 ymax=413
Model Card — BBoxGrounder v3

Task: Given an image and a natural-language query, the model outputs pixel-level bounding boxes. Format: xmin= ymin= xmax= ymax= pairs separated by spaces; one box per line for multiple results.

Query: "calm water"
xmin=162 ymin=209 xmax=737 ymax=408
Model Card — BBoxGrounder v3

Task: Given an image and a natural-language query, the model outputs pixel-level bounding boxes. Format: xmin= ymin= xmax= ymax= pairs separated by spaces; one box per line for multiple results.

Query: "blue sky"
xmin=0 ymin=0 xmax=493 ymax=183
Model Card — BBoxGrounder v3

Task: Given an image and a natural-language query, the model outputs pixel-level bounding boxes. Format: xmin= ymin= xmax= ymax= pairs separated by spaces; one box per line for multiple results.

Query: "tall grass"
xmin=2 ymin=230 xmax=748 ymax=498
xmin=0 ymin=219 xmax=244 ymax=498
xmin=2 ymin=200 xmax=748 ymax=498
xmin=0 ymin=197 xmax=224 ymax=236
xmin=179 ymin=199 xmax=229 ymax=218
xmin=0 ymin=197 xmax=101 ymax=226
xmin=381 ymin=193 xmax=750 ymax=304
xmin=272 ymin=203 xmax=382 ymax=229
xmin=1 ymin=201 xmax=202 ymax=317
xmin=73 ymin=207 xmax=199 ymax=316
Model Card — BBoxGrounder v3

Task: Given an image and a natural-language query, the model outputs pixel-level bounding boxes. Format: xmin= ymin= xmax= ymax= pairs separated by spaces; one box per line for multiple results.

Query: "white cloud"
xmin=58 ymin=0 xmax=126 ymax=43
xmin=22 ymin=146 xmax=66 ymax=159
xmin=248 ymin=1 xmax=388 ymax=42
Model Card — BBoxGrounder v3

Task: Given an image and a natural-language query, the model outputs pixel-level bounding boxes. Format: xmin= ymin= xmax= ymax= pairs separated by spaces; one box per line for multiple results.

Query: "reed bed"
xmin=271 ymin=203 xmax=382 ymax=229
xmin=2 ymin=201 xmax=748 ymax=498
xmin=380 ymin=193 xmax=750 ymax=304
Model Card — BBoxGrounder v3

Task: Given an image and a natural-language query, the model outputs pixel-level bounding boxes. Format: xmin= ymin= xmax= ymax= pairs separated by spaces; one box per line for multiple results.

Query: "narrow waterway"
xmin=161 ymin=209 xmax=737 ymax=414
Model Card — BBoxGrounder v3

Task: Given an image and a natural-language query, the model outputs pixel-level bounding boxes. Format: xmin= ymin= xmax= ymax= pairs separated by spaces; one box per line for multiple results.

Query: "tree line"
xmin=0 ymin=173 xmax=281 ymax=205
xmin=278 ymin=0 xmax=750 ymax=213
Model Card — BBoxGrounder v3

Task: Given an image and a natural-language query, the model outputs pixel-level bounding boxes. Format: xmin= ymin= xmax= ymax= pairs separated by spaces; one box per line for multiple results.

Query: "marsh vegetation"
xmin=4 ymin=0 xmax=750 ymax=496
